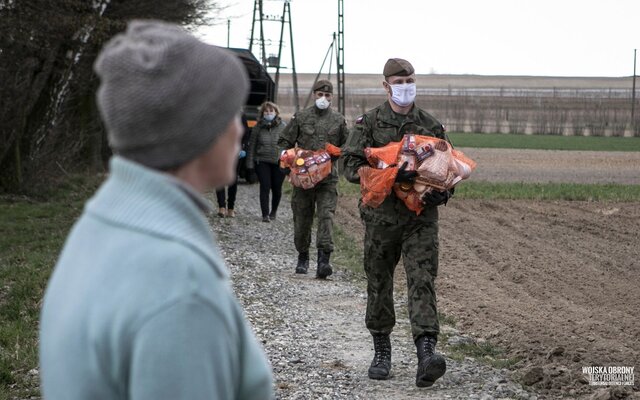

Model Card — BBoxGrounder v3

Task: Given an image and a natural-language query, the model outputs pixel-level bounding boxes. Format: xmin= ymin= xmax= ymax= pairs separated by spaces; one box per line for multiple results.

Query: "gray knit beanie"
xmin=94 ymin=20 xmax=249 ymax=169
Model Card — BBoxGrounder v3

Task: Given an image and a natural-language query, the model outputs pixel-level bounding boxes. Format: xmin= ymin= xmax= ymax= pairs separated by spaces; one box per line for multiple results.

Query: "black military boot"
xmin=316 ymin=249 xmax=333 ymax=279
xmin=295 ymin=252 xmax=309 ymax=274
xmin=368 ymin=333 xmax=392 ymax=380
xmin=415 ymin=334 xmax=446 ymax=387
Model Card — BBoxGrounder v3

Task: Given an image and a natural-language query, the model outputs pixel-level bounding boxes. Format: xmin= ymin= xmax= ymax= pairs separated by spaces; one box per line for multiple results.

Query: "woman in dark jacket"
xmin=246 ymin=102 xmax=287 ymax=222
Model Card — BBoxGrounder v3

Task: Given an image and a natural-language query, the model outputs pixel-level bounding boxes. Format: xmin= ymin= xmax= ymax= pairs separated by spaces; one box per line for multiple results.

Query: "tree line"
xmin=0 ymin=0 xmax=219 ymax=194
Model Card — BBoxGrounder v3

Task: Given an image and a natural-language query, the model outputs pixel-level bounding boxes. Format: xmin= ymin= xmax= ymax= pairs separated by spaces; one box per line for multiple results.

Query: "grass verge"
xmin=332 ymin=223 xmax=365 ymax=280
xmin=456 ymin=181 xmax=640 ymax=201
xmin=0 ymin=174 xmax=103 ymax=399
xmin=448 ymin=132 xmax=640 ymax=151
xmin=443 ymin=340 xmax=523 ymax=370
xmin=341 ymin=176 xmax=640 ymax=201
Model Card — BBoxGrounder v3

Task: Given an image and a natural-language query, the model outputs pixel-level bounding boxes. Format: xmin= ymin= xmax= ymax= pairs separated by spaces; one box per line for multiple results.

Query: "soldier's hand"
xmin=280 ymin=167 xmax=291 ymax=176
xmin=395 ymin=161 xmax=418 ymax=183
xmin=422 ymin=189 xmax=452 ymax=207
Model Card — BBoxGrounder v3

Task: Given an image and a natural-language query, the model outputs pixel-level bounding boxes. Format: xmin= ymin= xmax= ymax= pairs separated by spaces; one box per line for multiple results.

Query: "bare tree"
xmin=0 ymin=0 xmax=221 ymax=194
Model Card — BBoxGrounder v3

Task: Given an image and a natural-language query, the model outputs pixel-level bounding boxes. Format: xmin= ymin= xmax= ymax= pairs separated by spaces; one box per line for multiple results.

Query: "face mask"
xmin=263 ymin=112 xmax=276 ymax=122
xmin=389 ymin=83 xmax=416 ymax=107
xmin=315 ymin=96 xmax=331 ymax=110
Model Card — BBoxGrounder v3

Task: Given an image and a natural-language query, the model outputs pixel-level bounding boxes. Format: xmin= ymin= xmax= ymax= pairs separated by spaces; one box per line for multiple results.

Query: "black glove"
xmin=330 ymin=155 xmax=340 ymax=162
xmin=422 ymin=189 xmax=453 ymax=207
xmin=395 ymin=161 xmax=418 ymax=183
xmin=280 ymin=167 xmax=291 ymax=176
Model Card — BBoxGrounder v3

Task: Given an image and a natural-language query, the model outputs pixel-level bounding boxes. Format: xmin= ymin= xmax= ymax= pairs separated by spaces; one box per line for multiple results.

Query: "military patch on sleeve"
xmin=355 ymin=115 xmax=364 ymax=125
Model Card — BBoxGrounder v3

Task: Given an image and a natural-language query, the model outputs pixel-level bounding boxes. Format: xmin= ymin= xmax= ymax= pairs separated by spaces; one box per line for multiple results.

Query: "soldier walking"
xmin=278 ymin=80 xmax=349 ymax=278
xmin=342 ymin=59 xmax=453 ymax=387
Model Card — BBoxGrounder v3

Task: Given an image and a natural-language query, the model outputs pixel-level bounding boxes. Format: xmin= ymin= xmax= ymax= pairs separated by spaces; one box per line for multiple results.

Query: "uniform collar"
xmin=378 ymin=101 xmax=418 ymax=126
xmin=314 ymin=105 xmax=331 ymax=116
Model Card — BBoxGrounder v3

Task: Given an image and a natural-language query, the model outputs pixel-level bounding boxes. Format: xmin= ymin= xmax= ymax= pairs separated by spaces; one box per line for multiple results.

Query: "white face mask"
xmin=315 ymin=96 xmax=331 ymax=110
xmin=263 ymin=112 xmax=276 ymax=122
xmin=389 ymin=83 xmax=416 ymax=107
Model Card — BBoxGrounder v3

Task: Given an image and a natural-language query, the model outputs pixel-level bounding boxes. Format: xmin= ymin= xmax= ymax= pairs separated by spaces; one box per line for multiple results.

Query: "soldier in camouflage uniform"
xmin=342 ymin=59 xmax=453 ymax=387
xmin=278 ymin=80 xmax=349 ymax=279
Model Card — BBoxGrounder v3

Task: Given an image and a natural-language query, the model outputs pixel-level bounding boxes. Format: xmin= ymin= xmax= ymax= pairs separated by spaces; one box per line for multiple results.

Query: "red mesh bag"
xmin=325 ymin=143 xmax=342 ymax=158
xmin=361 ymin=133 xmax=477 ymax=214
xmin=364 ymin=142 xmax=402 ymax=168
xmin=358 ymin=166 xmax=398 ymax=208
xmin=280 ymin=147 xmax=333 ymax=189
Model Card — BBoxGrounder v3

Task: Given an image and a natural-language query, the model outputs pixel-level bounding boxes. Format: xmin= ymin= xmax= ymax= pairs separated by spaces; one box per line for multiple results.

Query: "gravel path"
xmin=207 ymin=183 xmax=535 ymax=399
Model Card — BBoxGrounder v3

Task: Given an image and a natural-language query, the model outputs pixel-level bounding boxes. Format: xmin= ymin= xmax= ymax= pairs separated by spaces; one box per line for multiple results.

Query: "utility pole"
xmin=249 ymin=1 xmax=258 ymax=53
xmin=250 ymin=0 xmax=299 ymax=108
xmin=286 ymin=0 xmax=299 ymax=112
xmin=337 ymin=0 xmax=345 ymax=116
xmin=226 ymin=19 xmax=230 ymax=48
xmin=249 ymin=0 xmax=267 ymax=65
xmin=632 ymin=49 xmax=637 ymax=126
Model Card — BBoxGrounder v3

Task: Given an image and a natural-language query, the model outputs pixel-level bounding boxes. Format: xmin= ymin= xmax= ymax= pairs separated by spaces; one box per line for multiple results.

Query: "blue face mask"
xmin=263 ymin=112 xmax=276 ymax=122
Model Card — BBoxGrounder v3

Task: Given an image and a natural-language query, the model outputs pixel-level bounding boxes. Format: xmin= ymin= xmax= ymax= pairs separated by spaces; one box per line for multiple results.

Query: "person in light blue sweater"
xmin=39 ymin=20 xmax=274 ymax=400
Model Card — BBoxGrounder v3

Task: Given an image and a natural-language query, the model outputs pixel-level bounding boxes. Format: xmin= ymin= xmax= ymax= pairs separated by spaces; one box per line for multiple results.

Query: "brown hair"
xmin=259 ymin=101 xmax=280 ymax=116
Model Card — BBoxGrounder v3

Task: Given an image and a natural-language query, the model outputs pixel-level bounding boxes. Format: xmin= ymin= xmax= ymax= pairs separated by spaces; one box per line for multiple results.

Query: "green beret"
xmin=383 ymin=58 xmax=415 ymax=77
xmin=312 ymin=79 xmax=333 ymax=93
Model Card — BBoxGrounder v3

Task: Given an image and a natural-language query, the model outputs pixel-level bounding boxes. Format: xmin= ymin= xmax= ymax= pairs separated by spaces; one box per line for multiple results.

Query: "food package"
xmin=364 ymin=142 xmax=402 ymax=169
xmin=357 ymin=166 xmax=398 ymax=208
xmin=280 ymin=147 xmax=333 ymax=189
xmin=325 ymin=143 xmax=342 ymax=158
xmin=360 ymin=133 xmax=476 ymax=214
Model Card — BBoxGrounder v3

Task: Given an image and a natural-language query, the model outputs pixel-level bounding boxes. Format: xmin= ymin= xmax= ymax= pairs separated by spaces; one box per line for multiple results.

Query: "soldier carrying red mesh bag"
xmin=278 ymin=80 xmax=349 ymax=279
xmin=342 ymin=58 xmax=477 ymax=389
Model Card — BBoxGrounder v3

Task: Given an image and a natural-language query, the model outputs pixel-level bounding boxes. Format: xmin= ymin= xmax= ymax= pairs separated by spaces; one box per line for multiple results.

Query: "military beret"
xmin=312 ymin=79 xmax=333 ymax=93
xmin=383 ymin=58 xmax=415 ymax=77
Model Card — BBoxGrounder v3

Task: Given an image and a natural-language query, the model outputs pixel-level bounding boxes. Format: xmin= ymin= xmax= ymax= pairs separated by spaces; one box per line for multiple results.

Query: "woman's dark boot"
xmin=415 ymin=334 xmax=446 ymax=387
xmin=368 ymin=333 xmax=392 ymax=380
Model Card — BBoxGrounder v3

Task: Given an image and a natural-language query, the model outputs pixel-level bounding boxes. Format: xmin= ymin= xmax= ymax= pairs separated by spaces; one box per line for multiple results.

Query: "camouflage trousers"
xmin=290 ymin=181 xmax=337 ymax=253
xmin=363 ymin=219 xmax=440 ymax=341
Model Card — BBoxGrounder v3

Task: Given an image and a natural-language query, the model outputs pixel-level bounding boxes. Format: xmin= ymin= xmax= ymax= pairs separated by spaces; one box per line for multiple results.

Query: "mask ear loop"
xmin=383 ymin=81 xmax=393 ymax=97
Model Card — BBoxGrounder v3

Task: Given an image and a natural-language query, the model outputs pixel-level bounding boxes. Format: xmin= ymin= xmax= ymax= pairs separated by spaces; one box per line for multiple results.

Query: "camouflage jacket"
xmin=278 ymin=105 xmax=349 ymax=183
xmin=343 ymin=101 xmax=449 ymax=224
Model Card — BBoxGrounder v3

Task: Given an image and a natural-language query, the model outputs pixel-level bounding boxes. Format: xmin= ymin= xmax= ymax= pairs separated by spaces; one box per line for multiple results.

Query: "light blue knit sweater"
xmin=39 ymin=156 xmax=273 ymax=399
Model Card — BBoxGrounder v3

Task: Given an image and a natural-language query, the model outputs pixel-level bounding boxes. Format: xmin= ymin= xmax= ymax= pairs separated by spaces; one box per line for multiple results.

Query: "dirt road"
xmin=211 ymin=186 xmax=532 ymax=400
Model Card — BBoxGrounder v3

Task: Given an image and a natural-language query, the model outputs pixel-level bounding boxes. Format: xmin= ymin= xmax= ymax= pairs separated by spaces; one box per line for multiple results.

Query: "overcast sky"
xmin=197 ymin=0 xmax=640 ymax=77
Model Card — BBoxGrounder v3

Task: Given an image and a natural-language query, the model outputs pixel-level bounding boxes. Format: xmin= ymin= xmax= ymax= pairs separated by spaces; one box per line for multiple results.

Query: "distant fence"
xmin=275 ymin=86 xmax=640 ymax=137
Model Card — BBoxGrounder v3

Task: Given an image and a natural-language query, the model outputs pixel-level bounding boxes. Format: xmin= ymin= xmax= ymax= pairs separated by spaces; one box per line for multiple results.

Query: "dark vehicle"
xmin=229 ymin=48 xmax=276 ymax=183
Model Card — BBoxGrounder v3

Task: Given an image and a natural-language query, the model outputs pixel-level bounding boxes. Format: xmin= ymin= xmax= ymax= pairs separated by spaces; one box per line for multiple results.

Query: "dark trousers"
xmin=363 ymin=220 xmax=440 ymax=341
xmin=216 ymin=178 xmax=238 ymax=209
xmin=291 ymin=181 xmax=337 ymax=253
xmin=254 ymin=161 xmax=285 ymax=217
